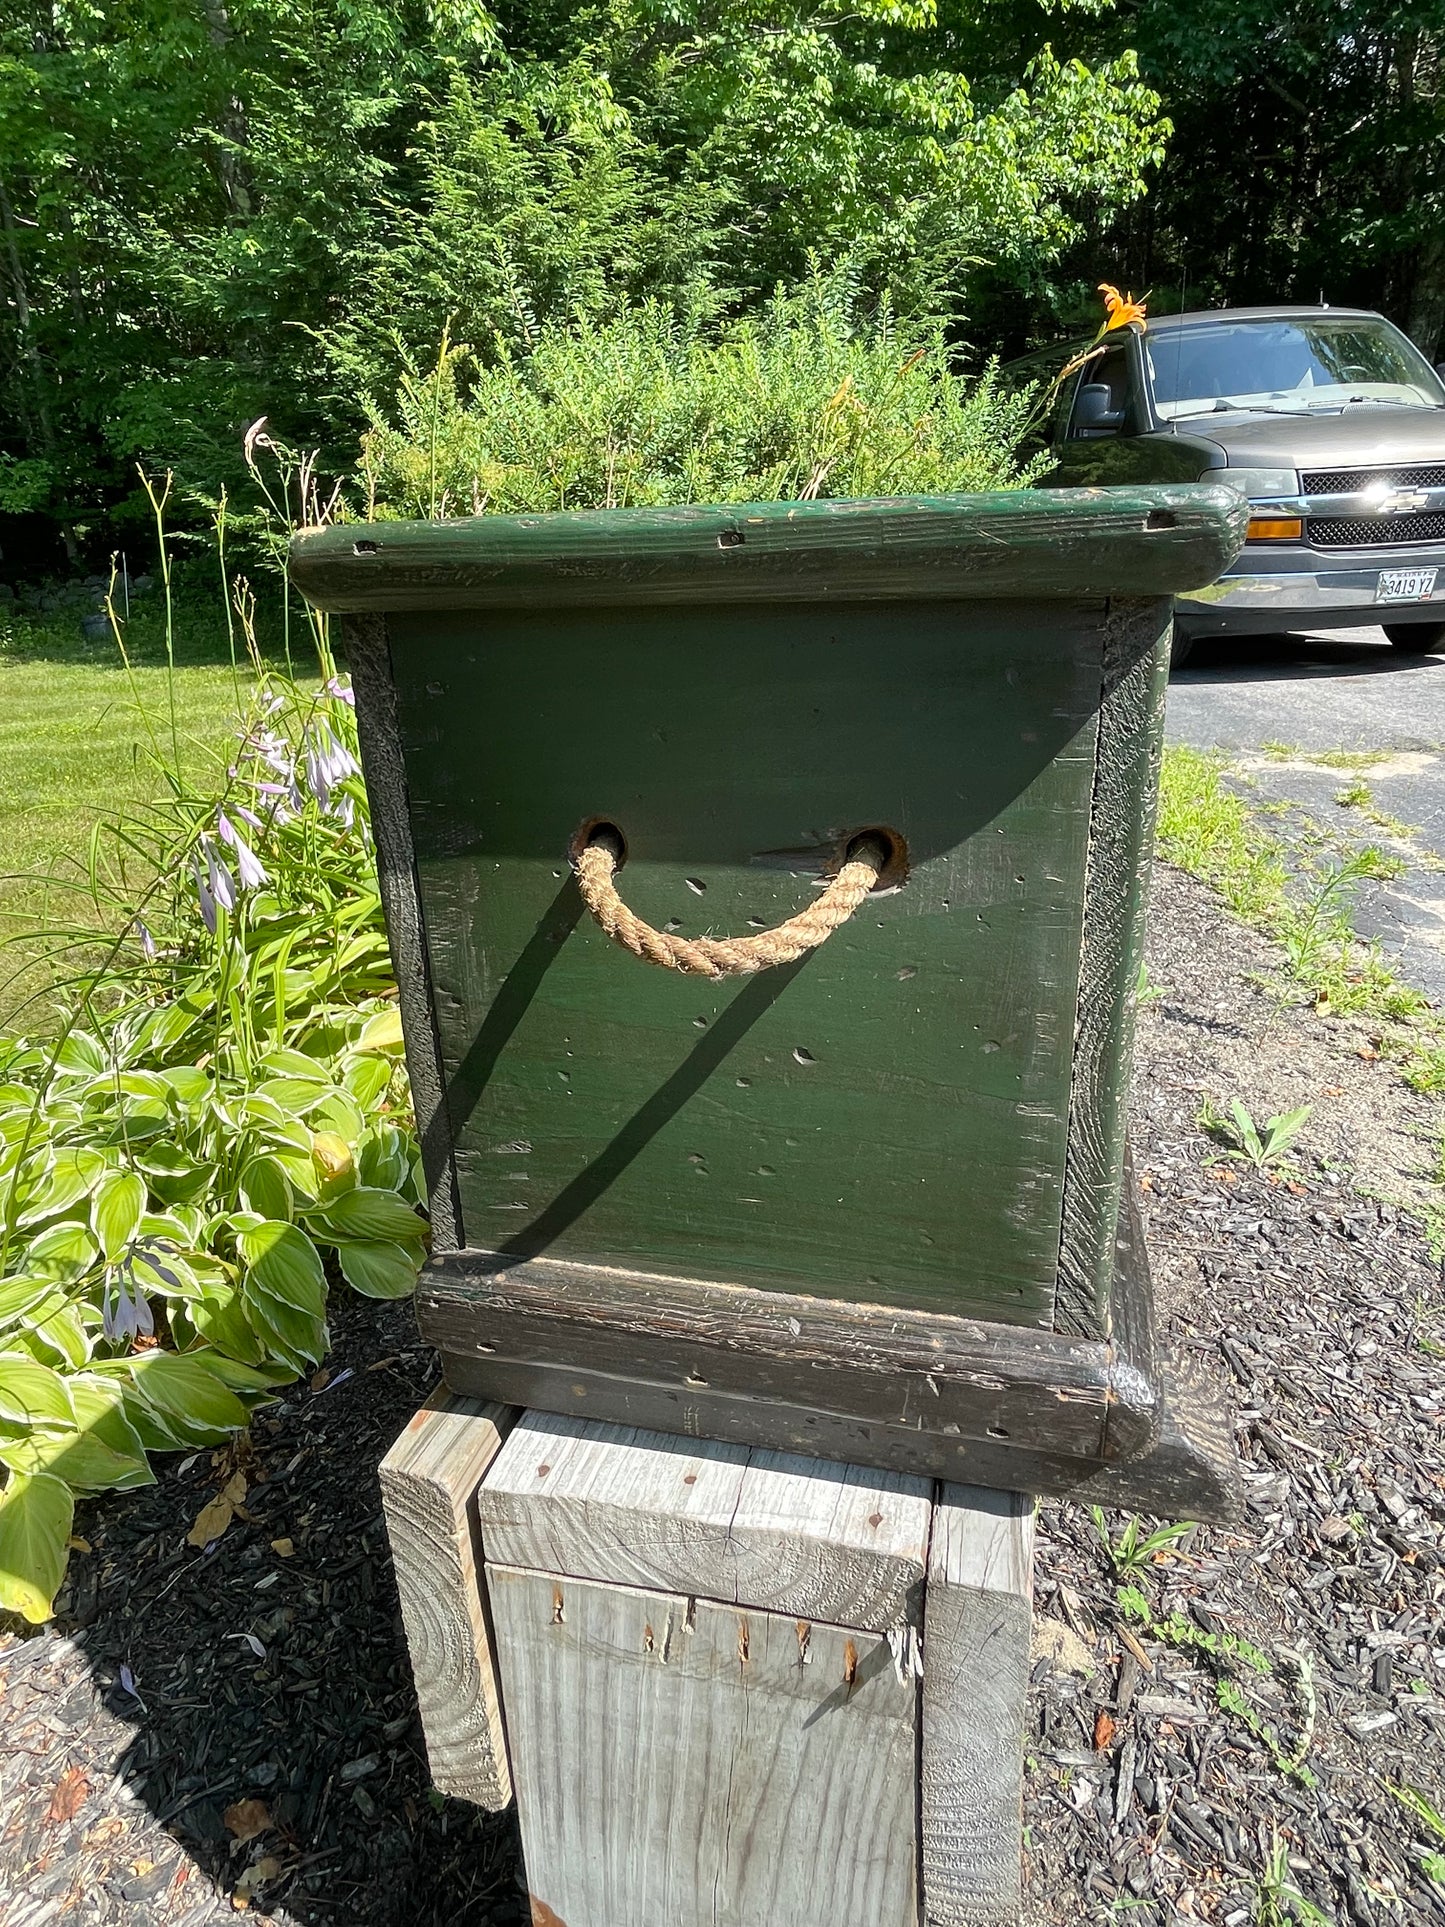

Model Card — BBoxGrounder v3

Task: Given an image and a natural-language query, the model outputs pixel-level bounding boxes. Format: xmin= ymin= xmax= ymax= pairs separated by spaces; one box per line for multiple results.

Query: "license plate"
xmin=1376 ymin=567 xmax=1438 ymax=603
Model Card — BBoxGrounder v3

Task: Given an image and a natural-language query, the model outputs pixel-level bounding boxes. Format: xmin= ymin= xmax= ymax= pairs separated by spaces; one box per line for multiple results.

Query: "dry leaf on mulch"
xmin=186 ymin=1472 xmax=249 ymax=1550
xmin=222 ymin=1799 xmax=272 ymax=1845
xmin=45 ymin=1767 xmax=90 ymax=1825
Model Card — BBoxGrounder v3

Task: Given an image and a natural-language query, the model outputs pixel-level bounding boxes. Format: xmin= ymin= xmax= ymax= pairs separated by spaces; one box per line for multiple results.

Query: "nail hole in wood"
xmin=1144 ymin=510 xmax=1177 ymax=530
xmin=792 ymin=1047 xmax=816 ymax=1066
xmin=717 ymin=529 xmax=745 ymax=548
xmin=685 ymin=876 xmax=705 ymax=895
xmin=353 ymin=539 xmax=380 ymax=556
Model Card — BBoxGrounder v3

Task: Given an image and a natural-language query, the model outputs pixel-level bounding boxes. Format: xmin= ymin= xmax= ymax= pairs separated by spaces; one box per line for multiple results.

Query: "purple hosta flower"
xmin=135 ymin=920 xmax=157 ymax=961
xmin=232 ymin=802 xmax=263 ymax=833
xmin=304 ymin=723 xmax=359 ymax=814
xmin=322 ymin=675 xmax=356 ymax=707
xmin=103 ymin=1270 xmax=155 ymax=1344
xmin=216 ymin=812 xmax=268 ymax=890
xmin=256 ymin=778 xmax=302 ymax=822
xmin=206 ymin=844 xmax=237 ymax=915
xmin=192 ymin=855 xmax=218 ymax=934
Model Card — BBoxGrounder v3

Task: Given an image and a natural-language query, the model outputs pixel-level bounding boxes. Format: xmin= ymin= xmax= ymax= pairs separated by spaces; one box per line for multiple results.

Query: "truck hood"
xmin=1195 ymin=406 xmax=1445 ymax=470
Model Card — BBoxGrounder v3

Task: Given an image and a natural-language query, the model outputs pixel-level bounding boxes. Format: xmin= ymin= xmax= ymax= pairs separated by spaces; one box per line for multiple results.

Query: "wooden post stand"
xmin=382 ymin=1395 xmax=1036 ymax=1926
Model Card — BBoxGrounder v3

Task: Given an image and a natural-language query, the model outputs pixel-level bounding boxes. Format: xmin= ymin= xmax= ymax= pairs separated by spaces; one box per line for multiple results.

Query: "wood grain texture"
xmin=290 ymin=486 xmax=1248 ymax=612
xmin=441 ymin=1342 xmax=1240 ymax=1520
xmin=476 ymin=1410 xmax=931 ymax=1630
xmin=921 ymin=1485 xmax=1035 ymax=1926
xmin=343 ymin=614 xmax=462 ymax=1250
xmin=400 ymin=597 xmax=1099 ymax=1323
xmin=378 ymin=1393 xmax=515 ymax=1808
xmin=1055 ymin=597 xmax=1172 ymax=1341
xmin=486 ymin=1566 xmax=919 ymax=1927
xmin=421 ymin=1247 xmax=1116 ymax=1457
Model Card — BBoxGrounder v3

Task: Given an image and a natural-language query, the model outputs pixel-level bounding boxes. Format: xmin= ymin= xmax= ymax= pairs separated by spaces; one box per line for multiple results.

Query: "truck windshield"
xmin=1146 ymin=317 xmax=1445 ymax=419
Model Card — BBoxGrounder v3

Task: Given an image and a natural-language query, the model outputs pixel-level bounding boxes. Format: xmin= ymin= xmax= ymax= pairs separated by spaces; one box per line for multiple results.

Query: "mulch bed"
xmin=1023 ymin=866 xmax=1445 ymax=1925
xmin=2 ymin=864 xmax=1442 ymax=1925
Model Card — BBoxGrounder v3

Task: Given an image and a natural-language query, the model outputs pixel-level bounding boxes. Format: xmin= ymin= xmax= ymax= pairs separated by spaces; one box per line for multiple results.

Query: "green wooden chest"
xmin=291 ymin=486 xmax=1247 ymax=1516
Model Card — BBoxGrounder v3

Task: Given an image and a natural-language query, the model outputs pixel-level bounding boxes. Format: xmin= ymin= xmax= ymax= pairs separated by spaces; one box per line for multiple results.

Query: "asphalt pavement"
xmin=1166 ymin=625 xmax=1445 ymax=1000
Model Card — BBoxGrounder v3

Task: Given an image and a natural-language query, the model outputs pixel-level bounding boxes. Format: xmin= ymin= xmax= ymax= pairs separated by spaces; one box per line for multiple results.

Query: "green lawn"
xmin=0 ymin=595 xmax=312 ymax=1030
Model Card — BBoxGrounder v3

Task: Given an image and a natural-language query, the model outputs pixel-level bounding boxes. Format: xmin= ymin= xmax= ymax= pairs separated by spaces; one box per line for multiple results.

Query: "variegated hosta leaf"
xmin=337 ymin=1240 xmax=421 ymax=1300
xmin=0 ymin=1471 xmax=74 ymax=1623
xmin=0 ymin=1353 xmax=77 ymax=1433
xmin=91 ymin=1169 xmax=147 ymax=1261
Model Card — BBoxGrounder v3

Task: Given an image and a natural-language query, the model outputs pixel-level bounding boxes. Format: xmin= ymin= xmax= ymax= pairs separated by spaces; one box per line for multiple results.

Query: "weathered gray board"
xmin=475 ymin=1409 xmax=1037 ymax=1927
xmin=377 ymin=1394 xmax=513 ymax=1809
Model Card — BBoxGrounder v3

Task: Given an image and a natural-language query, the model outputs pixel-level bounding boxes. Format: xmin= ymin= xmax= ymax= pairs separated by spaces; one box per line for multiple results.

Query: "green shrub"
xmin=359 ymin=284 xmax=1047 ymax=519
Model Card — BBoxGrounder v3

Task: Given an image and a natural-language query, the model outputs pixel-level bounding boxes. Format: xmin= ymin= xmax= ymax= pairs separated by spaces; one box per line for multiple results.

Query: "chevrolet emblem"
xmin=1368 ymin=486 xmax=1431 ymax=514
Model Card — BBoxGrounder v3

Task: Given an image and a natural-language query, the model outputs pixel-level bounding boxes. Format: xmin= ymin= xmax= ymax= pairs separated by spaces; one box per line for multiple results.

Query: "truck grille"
xmin=1301 ymin=463 xmax=1445 ymax=494
xmin=1310 ymin=512 xmax=1445 ymax=547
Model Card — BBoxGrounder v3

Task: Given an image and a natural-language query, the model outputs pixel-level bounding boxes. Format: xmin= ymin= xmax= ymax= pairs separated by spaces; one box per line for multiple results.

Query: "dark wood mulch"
xmin=1023 ymin=866 xmax=1445 ymax=1925
xmin=0 ymin=1310 xmax=521 ymax=1925
xmin=1 ymin=862 xmax=1442 ymax=1924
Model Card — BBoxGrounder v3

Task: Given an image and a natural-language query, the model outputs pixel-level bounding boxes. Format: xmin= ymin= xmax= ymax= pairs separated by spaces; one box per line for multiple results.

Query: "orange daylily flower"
xmin=1098 ymin=283 xmax=1148 ymax=334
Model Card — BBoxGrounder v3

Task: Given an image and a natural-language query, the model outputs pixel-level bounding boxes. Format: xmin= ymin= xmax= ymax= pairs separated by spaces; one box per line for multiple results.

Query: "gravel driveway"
xmin=1171 ymin=626 xmax=1445 ymax=1002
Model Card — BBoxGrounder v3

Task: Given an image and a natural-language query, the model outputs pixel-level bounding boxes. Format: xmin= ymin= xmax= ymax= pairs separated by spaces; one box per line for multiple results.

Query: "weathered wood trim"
xmin=1056 ymin=597 xmax=1172 ymax=1337
xmin=1101 ymin=1154 xmax=1160 ymax=1463
xmin=419 ymin=1247 xmax=1118 ymax=1461
xmin=293 ymin=487 xmax=1248 ymax=614
xmin=921 ymin=1485 xmax=1034 ymax=1925
xmin=378 ymin=1393 xmax=516 ymax=1808
xmin=476 ymin=1410 xmax=931 ymax=1631
xmin=439 ymin=1342 xmax=1239 ymax=1521
xmin=343 ymin=614 xmax=463 ymax=1249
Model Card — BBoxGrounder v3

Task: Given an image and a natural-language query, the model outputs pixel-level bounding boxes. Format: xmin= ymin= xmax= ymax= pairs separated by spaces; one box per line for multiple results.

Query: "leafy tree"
xmin=0 ymin=0 xmax=1164 ymax=552
xmin=1107 ymin=0 xmax=1445 ymax=354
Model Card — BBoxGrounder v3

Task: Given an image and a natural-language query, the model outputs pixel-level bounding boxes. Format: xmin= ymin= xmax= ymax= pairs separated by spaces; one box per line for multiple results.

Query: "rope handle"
xmin=573 ymin=826 xmax=892 ymax=979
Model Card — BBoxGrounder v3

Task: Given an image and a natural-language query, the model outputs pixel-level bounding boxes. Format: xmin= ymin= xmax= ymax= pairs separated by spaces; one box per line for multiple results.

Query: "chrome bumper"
xmin=1175 ymin=543 xmax=1445 ymax=633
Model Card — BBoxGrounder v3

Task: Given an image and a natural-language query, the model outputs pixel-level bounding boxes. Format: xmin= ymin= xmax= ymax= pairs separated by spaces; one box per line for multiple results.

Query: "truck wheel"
xmin=1384 ymin=622 xmax=1445 ymax=654
xmin=1169 ymin=629 xmax=1196 ymax=669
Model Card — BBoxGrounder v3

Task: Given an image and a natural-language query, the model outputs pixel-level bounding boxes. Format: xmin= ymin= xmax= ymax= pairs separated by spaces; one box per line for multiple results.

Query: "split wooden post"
xmin=378 ymin=1392 xmax=515 ymax=1809
xmin=467 ymin=1407 xmax=1036 ymax=1927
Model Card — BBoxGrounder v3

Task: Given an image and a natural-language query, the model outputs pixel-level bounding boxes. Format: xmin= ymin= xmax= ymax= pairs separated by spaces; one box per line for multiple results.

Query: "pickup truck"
xmin=1029 ymin=305 xmax=1445 ymax=666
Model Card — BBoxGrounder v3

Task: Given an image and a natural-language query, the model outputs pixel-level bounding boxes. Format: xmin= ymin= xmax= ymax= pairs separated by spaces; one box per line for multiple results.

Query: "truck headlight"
xmin=1215 ymin=466 xmax=1300 ymax=501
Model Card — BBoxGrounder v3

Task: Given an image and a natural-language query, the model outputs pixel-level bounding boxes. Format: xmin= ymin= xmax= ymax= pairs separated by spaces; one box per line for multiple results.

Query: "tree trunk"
xmin=0 ymin=174 xmax=78 ymax=564
xmin=1407 ymin=225 xmax=1445 ymax=363
xmin=201 ymin=0 xmax=254 ymax=219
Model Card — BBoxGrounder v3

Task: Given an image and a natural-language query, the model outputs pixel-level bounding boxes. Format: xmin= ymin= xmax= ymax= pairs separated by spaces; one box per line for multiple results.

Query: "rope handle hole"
xmin=570 ymin=820 xmax=908 ymax=893
xmin=570 ymin=817 xmax=628 ymax=869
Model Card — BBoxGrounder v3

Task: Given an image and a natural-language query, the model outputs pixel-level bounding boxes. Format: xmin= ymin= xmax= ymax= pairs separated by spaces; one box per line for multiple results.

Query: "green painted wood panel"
xmin=292 ymin=486 xmax=1249 ymax=613
xmin=388 ymin=597 xmax=1107 ymax=1326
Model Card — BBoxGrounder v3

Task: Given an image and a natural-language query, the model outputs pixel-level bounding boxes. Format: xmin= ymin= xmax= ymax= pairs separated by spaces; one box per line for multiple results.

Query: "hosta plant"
xmin=0 ymin=642 xmax=426 ymax=1624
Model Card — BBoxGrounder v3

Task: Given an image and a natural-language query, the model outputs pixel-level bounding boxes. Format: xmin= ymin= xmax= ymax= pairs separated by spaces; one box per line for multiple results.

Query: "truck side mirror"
xmin=1072 ymin=383 xmax=1127 ymax=435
